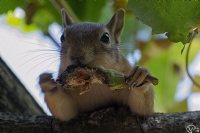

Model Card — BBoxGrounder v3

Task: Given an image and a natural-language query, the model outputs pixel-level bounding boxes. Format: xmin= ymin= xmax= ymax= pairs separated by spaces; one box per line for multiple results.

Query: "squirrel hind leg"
xmin=45 ymin=90 xmax=79 ymax=121
xmin=39 ymin=73 xmax=79 ymax=121
xmin=127 ymin=85 xmax=154 ymax=116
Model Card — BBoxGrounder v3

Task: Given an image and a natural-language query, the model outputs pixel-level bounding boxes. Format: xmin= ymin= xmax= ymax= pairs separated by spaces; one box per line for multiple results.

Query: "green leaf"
xmin=96 ymin=66 xmax=128 ymax=90
xmin=67 ymin=1 xmax=107 ymax=22
xmin=32 ymin=8 xmax=55 ymax=33
xmin=185 ymin=13 xmax=200 ymax=28
xmin=126 ymin=1 xmax=200 ymax=44
xmin=0 ymin=1 xmax=24 ymax=14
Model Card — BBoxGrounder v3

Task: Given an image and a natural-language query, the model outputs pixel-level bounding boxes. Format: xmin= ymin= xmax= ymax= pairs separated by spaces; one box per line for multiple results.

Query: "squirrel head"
xmin=59 ymin=8 xmax=126 ymax=73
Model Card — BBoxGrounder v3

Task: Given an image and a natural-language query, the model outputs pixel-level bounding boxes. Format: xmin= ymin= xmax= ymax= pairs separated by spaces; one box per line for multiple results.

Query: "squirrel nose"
xmin=70 ymin=54 xmax=85 ymax=65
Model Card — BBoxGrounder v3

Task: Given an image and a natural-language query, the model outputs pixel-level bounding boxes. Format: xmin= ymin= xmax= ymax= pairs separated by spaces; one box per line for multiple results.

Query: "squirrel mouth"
xmin=70 ymin=59 xmax=87 ymax=66
xmin=69 ymin=56 xmax=93 ymax=66
xmin=76 ymin=60 xmax=83 ymax=66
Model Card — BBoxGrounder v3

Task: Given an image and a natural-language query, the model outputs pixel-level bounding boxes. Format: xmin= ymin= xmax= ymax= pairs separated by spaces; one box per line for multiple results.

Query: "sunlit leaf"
xmin=6 ymin=10 xmax=37 ymax=32
xmin=6 ymin=11 xmax=21 ymax=26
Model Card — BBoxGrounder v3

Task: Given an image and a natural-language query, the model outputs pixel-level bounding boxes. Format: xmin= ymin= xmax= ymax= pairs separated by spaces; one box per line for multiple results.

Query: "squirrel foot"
xmin=126 ymin=66 xmax=151 ymax=89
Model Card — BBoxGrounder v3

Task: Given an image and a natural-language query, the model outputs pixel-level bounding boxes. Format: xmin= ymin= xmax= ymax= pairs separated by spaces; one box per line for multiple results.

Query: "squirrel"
xmin=39 ymin=8 xmax=154 ymax=121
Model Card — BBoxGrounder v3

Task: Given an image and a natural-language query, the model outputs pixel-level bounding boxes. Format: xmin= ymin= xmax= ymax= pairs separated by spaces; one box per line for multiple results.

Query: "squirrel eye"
xmin=60 ymin=34 xmax=65 ymax=43
xmin=100 ymin=33 xmax=110 ymax=44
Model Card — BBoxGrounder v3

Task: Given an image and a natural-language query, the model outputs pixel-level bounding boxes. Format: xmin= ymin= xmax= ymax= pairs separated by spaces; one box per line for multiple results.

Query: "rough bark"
xmin=0 ymin=108 xmax=200 ymax=133
xmin=0 ymin=58 xmax=45 ymax=115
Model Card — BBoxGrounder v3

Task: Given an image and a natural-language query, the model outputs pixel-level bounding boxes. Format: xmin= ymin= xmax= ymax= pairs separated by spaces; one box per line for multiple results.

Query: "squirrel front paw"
xmin=125 ymin=66 xmax=151 ymax=89
xmin=39 ymin=73 xmax=57 ymax=93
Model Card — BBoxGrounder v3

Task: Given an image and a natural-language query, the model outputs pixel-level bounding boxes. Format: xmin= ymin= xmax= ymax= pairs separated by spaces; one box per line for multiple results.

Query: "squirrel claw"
xmin=126 ymin=66 xmax=150 ymax=89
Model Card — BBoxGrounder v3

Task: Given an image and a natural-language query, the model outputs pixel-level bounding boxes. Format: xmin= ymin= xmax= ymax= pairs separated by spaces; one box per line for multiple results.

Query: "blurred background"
xmin=1 ymin=0 xmax=200 ymax=115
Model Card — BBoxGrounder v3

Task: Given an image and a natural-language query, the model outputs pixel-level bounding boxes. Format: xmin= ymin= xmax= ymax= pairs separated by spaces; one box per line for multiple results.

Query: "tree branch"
xmin=1 ymin=108 xmax=200 ymax=133
xmin=0 ymin=58 xmax=45 ymax=115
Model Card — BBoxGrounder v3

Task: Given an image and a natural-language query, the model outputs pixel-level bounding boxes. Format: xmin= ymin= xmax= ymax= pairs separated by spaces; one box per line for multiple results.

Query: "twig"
xmin=186 ymin=28 xmax=200 ymax=88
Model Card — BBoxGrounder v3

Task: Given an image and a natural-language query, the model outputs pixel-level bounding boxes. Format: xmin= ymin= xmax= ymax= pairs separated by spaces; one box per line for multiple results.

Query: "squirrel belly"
xmin=39 ymin=8 xmax=154 ymax=121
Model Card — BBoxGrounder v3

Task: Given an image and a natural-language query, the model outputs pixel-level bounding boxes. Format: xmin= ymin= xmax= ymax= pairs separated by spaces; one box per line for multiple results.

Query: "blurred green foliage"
xmin=1 ymin=0 xmax=200 ymax=113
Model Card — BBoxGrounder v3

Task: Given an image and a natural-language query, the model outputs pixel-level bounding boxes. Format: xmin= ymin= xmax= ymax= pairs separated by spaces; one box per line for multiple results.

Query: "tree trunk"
xmin=0 ymin=107 xmax=200 ymax=133
xmin=0 ymin=58 xmax=45 ymax=115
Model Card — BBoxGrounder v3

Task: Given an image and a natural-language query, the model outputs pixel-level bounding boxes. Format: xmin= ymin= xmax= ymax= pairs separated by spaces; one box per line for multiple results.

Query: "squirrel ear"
xmin=106 ymin=8 xmax=125 ymax=41
xmin=61 ymin=8 xmax=74 ymax=28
